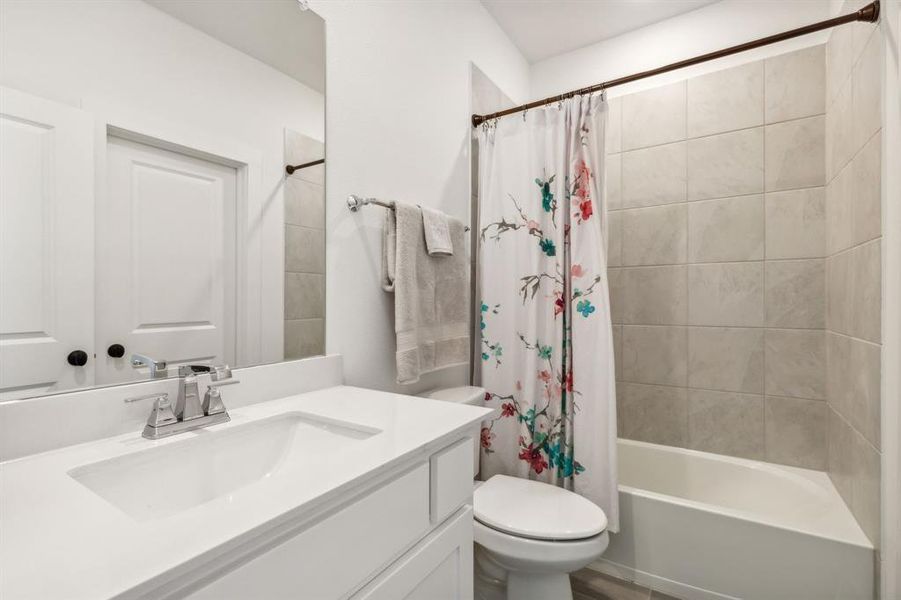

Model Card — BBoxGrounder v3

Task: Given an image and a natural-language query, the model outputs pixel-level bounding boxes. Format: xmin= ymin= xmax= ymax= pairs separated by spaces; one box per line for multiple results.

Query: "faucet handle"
xmin=145 ymin=393 xmax=177 ymax=428
xmin=203 ymin=386 xmax=227 ymax=416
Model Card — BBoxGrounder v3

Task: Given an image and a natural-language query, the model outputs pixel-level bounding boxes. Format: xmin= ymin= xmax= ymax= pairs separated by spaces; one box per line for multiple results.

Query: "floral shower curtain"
xmin=476 ymin=94 xmax=618 ymax=530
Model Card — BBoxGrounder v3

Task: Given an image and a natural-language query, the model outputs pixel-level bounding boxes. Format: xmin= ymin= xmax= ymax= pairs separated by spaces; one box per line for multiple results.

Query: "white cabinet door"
xmin=96 ymin=136 xmax=236 ymax=383
xmin=0 ymin=87 xmax=94 ymax=399
xmin=185 ymin=464 xmax=430 ymax=600
xmin=354 ymin=507 xmax=474 ymax=600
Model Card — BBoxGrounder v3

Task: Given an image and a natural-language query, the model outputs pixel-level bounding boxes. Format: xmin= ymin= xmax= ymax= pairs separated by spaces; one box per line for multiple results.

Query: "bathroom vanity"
xmin=0 ymin=380 xmax=490 ymax=599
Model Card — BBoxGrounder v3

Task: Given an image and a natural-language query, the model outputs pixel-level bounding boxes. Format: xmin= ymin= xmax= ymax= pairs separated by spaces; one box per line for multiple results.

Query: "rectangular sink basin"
xmin=68 ymin=412 xmax=380 ymax=521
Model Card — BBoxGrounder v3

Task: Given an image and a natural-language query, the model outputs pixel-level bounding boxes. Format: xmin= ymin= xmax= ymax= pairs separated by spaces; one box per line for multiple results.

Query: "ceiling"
xmin=146 ymin=0 xmax=325 ymax=93
xmin=481 ymin=0 xmax=720 ymax=63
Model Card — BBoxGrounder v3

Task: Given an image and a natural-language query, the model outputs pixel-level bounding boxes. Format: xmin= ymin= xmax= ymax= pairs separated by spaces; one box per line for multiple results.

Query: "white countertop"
xmin=0 ymin=386 xmax=491 ymax=600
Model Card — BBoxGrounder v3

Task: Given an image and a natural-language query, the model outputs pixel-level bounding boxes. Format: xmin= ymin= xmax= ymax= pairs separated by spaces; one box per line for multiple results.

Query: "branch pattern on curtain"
xmin=477 ymin=94 xmax=618 ymax=530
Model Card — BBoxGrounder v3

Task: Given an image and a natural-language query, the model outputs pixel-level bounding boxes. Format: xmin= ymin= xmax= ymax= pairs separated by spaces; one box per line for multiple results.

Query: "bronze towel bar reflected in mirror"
xmin=285 ymin=158 xmax=325 ymax=175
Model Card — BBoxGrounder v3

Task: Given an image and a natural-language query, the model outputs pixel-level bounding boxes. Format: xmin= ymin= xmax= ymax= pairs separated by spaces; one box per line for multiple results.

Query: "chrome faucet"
xmin=131 ymin=353 xmax=168 ymax=379
xmin=134 ymin=364 xmax=239 ymax=439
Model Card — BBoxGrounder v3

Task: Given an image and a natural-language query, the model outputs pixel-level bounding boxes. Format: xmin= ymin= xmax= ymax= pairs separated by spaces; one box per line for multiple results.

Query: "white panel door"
xmin=96 ymin=136 xmax=236 ymax=384
xmin=0 ymin=87 xmax=94 ymax=400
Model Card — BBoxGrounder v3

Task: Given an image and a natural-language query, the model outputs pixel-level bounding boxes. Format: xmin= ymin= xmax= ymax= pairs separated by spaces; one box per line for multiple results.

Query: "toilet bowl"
xmin=421 ymin=387 xmax=609 ymax=600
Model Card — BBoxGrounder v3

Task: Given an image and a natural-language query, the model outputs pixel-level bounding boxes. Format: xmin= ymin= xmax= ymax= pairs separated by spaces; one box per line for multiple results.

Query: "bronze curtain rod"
xmin=471 ymin=1 xmax=880 ymax=127
xmin=285 ymin=158 xmax=325 ymax=175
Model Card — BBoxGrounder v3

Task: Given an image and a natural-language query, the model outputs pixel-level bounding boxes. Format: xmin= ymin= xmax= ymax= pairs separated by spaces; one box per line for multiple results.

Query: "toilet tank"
xmin=422 ymin=386 xmax=485 ymax=478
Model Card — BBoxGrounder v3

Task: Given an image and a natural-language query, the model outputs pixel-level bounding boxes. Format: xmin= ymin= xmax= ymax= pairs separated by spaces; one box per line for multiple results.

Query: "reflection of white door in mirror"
xmin=0 ymin=87 xmax=94 ymax=400
xmin=96 ymin=136 xmax=237 ymax=385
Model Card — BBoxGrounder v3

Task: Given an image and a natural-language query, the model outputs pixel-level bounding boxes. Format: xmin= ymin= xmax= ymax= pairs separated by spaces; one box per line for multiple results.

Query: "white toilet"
xmin=422 ymin=386 xmax=609 ymax=600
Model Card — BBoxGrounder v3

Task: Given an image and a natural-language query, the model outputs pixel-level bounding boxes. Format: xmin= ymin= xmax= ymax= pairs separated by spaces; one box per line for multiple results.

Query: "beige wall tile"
xmin=828 ymin=406 xmax=854 ymax=505
xmin=849 ymin=240 xmax=881 ymax=343
xmin=765 ymin=396 xmax=827 ymax=469
xmin=765 ymin=259 xmax=825 ymax=328
xmin=607 ymin=210 xmax=623 ymax=267
xmin=826 ymin=79 xmax=854 ymax=179
xmin=622 ymin=325 xmax=688 ymax=386
xmin=830 ymin=332 xmax=881 ymax=450
xmin=851 ymin=10 xmax=879 ymax=60
xmin=284 ymin=318 xmax=325 ymax=359
xmin=765 ymin=45 xmax=825 ymax=123
xmin=687 ymin=128 xmax=764 ymax=201
xmin=688 ymin=389 xmax=765 ymax=459
xmin=618 ymin=266 xmax=688 ymax=325
xmin=826 ymin=22 xmax=854 ymax=106
xmin=826 ymin=331 xmax=851 ymax=416
xmin=608 ymin=268 xmax=623 ymax=324
xmin=605 ymin=153 xmax=622 ymax=210
xmin=622 ymin=204 xmax=687 ymax=266
xmin=617 ymin=382 xmax=688 ymax=447
xmin=852 ymin=29 xmax=882 ymax=151
xmin=689 ymin=263 xmax=765 ymax=327
xmin=606 ymin=97 xmax=622 ymax=154
xmin=286 ymin=225 xmax=326 ymax=273
xmin=285 ymin=130 xmax=325 ymax=185
xmin=847 ymin=337 xmax=881 ymax=449
xmin=472 ymin=65 xmax=514 ymax=116
xmin=850 ymin=424 xmax=881 ymax=546
xmin=613 ymin=324 xmax=623 ymax=381
xmin=687 ymin=61 xmax=764 ymax=138
xmin=285 ymin=272 xmax=325 ymax=320
xmin=852 ymin=132 xmax=881 ymax=246
xmin=765 ymin=188 xmax=825 ymax=259
xmin=826 ymin=251 xmax=852 ymax=335
xmin=622 ymin=81 xmax=686 ymax=150
xmin=688 ymin=195 xmax=764 ymax=262
xmin=622 ymin=142 xmax=686 ymax=208
xmin=765 ymin=329 xmax=825 ymax=400
xmin=826 ymin=163 xmax=854 ymax=255
xmin=830 ymin=405 xmax=881 ymax=547
xmin=765 ymin=116 xmax=825 ymax=192
xmin=285 ymin=178 xmax=325 ymax=229
xmin=688 ymin=327 xmax=765 ymax=394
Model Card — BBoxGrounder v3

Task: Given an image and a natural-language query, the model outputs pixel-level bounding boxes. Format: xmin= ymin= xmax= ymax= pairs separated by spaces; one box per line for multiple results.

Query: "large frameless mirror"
xmin=0 ymin=0 xmax=326 ymax=400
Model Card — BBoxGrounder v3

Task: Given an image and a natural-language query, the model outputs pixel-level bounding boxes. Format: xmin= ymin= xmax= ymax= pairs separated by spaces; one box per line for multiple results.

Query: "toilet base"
xmin=507 ymin=572 xmax=573 ymax=600
xmin=473 ymin=521 xmax=608 ymax=600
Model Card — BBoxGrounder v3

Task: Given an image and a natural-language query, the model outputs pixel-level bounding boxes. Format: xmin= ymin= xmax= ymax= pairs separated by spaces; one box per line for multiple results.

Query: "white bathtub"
xmin=595 ymin=440 xmax=874 ymax=600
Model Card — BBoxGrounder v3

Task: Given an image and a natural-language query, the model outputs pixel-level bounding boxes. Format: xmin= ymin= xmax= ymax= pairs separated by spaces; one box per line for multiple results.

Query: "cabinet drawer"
xmin=189 ymin=463 xmax=430 ymax=600
xmin=430 ymin=438 xmax=473 ymax=524
xmin=352 ymin=506 xmax=474 ymax=600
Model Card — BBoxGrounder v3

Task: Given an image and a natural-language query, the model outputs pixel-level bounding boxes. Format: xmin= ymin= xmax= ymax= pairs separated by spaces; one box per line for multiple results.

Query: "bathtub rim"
xmin=616 ymin=438 xmax=874 ymax=551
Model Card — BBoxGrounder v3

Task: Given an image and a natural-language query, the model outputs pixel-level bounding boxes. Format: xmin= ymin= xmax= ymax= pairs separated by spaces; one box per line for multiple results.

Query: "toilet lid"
xmin=474 ymin=475 xmax=608 ymax=541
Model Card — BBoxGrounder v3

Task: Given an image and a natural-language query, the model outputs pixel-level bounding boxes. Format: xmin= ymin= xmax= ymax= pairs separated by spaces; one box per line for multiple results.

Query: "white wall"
xmin=312 ymin=0 xmax=529 ymax=394
xmin=0 ymin=0 xmax=324 ymax=367
xmin=530 ymin=0 xmax=837 ymax=100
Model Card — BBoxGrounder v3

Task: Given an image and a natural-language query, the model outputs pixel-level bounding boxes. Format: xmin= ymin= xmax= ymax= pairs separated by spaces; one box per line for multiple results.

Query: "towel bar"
xmin=347 ymin=195 xmax=470 ymax=231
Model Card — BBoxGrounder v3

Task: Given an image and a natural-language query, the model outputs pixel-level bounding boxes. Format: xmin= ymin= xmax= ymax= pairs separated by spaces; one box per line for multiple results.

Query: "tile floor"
xmin=571 ymin=568 xmax=682 ymax=600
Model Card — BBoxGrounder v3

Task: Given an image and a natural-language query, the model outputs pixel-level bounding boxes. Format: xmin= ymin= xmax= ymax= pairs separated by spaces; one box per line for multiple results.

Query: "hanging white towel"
xmin=381 ymin=202 xmax=469 ymax=384
xmin=421 ymin=206 xmax=454 ymax=256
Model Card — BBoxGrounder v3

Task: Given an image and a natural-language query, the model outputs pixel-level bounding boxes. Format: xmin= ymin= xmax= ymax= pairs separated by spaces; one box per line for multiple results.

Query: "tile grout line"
xmin=684 ymin=84 xmax=692 ymax=447
xmin=610 ymin=184 xmax=826 ymax=214
xmin=763 ymin=64 xmax=770 ymax=462
xmin=619 ymin=111 xmax=826 ymax=155
xmin=618 ymin=379 xmax=826 ymax=404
